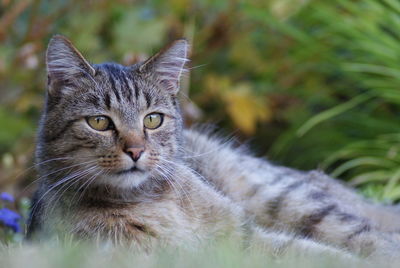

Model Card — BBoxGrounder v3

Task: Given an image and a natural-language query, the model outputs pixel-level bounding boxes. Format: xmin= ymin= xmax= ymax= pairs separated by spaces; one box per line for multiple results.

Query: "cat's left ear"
xmin=138 ymin=39 xmax=189 ymax=95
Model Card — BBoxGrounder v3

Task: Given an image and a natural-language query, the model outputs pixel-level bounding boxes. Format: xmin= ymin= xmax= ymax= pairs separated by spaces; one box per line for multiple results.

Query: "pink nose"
xmin=125 ymin=147 xmax=144 ymax=162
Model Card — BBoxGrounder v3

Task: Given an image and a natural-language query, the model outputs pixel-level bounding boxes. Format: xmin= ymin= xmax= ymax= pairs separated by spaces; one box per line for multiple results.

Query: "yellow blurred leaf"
xmin=169 ymin=0 xmax=190 ymax=13
xmin=223 ymin=83 xmax=271 ymax=135
xmin=14 ymin=93 xmax=43 ymax=113
xmin=204 ymin=74 xmax=231 ymax=96
xmin=270 ymin=0 xmax=310 ymax=20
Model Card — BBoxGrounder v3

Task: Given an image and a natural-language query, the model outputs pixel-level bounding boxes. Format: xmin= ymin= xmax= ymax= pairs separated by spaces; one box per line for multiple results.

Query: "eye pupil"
xmin=144 ymin=113 xmax=163 ymax=129
xmin=87 ymin=116 xmax=112 ymax=131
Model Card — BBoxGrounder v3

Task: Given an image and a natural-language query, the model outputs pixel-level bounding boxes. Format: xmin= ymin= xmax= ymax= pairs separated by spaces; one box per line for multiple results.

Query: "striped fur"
xmin=27 ymin=36 xmax=400 ymax=263
xmin=184 ymin=129 xmax=400 ymax=260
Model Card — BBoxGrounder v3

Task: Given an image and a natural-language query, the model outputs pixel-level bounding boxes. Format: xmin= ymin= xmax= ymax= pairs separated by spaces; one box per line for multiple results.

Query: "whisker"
xmin=154 ymin=164 xmax=182 ymax=201
xmin=17 ymin=157 xmax=75 ymax=194
xmin=31 ymin=164 xmax=97 ymax=218
xmin=154 ymin=162 xmax=198 ymax=218
xmin=74 ymin=168 xmax=105 ymax=204
xmin=46 ymin=166 xmax=98 ymax=217
xmin=155 ymin=165 xmax=191 ymax=217
xmin=187 ymin=63 xmax=208 ymax=70
xmin=33 ymin=159 xmax=98 ymax=185
xmin=158 ymin=157 xmax=211 ymax=186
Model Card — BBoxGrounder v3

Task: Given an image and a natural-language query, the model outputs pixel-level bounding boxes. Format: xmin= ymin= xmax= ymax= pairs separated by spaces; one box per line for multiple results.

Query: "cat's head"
xmin=37 ymin=35 xmax=189 ymax=189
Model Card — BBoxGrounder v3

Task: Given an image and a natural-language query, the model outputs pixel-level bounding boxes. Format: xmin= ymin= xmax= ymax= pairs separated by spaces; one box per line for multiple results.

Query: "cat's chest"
xmin=62 ymin=198 xmax=202 ymax=247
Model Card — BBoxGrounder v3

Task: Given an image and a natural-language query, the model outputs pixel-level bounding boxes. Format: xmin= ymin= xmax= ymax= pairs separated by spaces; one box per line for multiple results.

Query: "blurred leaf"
xmin=223 ymin=83 xmax=271 ymax=135
xmin=0 ymin=108 xmax=33 ymax=153
xmin=112 ymin=8 xmax=166 ymax=55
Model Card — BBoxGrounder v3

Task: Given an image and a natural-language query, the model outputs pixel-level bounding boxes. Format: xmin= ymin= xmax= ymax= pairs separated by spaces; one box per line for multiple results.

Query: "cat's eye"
xmin=86 ymin=116 xmax=114 ymax=131
xmin=144 ymin=113 xmax=163 ymax=129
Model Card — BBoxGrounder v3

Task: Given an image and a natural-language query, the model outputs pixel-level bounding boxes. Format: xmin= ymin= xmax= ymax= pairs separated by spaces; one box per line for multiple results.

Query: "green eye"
xmin=144 ymin=113 xmax=163 ymax=129
xmin=86 ymin=116 xmax=113 ymax=131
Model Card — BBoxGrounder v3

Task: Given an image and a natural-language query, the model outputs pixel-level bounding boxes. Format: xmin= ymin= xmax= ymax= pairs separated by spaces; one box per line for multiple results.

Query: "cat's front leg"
xmin=345 ymin=230 xmax=400 ymax=262
xmin=246 ymin=225 xmax=357 ymax=262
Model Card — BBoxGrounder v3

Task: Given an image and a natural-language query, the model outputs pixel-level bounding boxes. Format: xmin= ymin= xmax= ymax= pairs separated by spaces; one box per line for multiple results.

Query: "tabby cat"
xmin=28 ymin=35 xmax=400 ymax=262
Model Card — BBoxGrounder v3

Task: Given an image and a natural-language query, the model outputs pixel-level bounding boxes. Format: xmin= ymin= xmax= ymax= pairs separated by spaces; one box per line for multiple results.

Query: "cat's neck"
xmin=65 ymin=176 xmax=172 ymax=208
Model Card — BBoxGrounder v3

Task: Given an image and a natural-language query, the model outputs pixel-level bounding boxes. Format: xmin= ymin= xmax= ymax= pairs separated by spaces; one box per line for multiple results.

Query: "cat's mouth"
xmin=116 ymin=166 xmax=144 ymax=175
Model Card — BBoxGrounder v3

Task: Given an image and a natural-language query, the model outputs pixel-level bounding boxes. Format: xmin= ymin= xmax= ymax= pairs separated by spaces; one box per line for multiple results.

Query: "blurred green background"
xmin=1 ymin=0 xmax=400 ymax=204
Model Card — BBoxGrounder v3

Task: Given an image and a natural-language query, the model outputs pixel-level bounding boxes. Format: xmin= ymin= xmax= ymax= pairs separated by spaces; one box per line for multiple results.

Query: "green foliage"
xmin=1 ymin=0 xmax=400 ymax=206
xmin=0 ymin=108 xmax=33 ymax=153
xmin=282 ymin=0 xmax=400 ymax=202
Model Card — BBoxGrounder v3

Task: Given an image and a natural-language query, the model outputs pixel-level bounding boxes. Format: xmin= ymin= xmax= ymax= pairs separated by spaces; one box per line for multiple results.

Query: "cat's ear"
xmin=46 ymin=35 xmax=95 ymax=93
xmin=138 ymin=39 xmax=189 ymax=94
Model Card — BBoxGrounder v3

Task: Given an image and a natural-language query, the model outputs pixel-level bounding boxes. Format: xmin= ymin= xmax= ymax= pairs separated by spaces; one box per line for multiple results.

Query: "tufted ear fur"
xmin=46 ymin=35 xmax=95 ymax=94
xmin=138 ymin=39 xmax=189 ymax=95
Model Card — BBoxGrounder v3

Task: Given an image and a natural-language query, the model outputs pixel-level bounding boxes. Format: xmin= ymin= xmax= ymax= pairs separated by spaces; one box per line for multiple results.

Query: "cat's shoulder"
xmin=183 ymin=125 xmax=250 ymax=154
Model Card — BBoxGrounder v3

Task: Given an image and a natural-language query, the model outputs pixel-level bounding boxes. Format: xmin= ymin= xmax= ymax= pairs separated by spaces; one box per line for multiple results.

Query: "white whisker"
xmin=154 ymin=161 xmax=198 ymax=219
xmin=46 ymin=166 xmax=98 ymax=217
xmin=30 ymin=162 xmax=98 ymax=218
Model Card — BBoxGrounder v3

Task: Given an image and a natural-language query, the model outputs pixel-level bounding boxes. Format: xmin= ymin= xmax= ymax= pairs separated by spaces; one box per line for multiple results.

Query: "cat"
xmin=27 ymin=35 xmax=400 ymax=262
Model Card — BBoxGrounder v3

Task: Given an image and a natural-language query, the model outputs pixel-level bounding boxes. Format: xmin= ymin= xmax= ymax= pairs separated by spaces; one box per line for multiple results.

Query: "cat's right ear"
xmin=46 ymin=35 xmax=95 ymax=94
xmin=138 ymin=39 xmax=189 ymax=95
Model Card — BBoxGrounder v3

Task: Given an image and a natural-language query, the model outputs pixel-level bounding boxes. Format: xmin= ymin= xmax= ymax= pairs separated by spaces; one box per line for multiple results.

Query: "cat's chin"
xmin=94 ymin=170 xmax=150 ymax=189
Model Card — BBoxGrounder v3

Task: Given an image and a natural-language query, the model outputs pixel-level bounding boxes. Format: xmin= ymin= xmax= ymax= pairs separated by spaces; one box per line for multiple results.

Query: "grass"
xmin=0 ymin=239 xmax=369 ymax=268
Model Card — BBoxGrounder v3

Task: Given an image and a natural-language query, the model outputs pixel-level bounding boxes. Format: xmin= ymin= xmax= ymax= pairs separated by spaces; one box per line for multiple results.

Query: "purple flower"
xmin=0 ymin=208 xmax=21 ymax=232
xmin=0 ymin=192 xmax=14 ymax=203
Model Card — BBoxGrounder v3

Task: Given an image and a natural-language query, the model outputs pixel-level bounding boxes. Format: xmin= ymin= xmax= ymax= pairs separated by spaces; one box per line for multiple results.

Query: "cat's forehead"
xmin=94 ymin=62 xmax=138 ymax=87
xmin=75 ymin=62 xmax=172 ymax=119
xmin=91 ymin=62 xmax=157 ymax=107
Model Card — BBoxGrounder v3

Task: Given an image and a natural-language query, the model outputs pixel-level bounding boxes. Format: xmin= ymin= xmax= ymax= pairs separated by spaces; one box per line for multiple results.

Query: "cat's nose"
xmin=124 ymin=147 xmax=144 ymax=162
